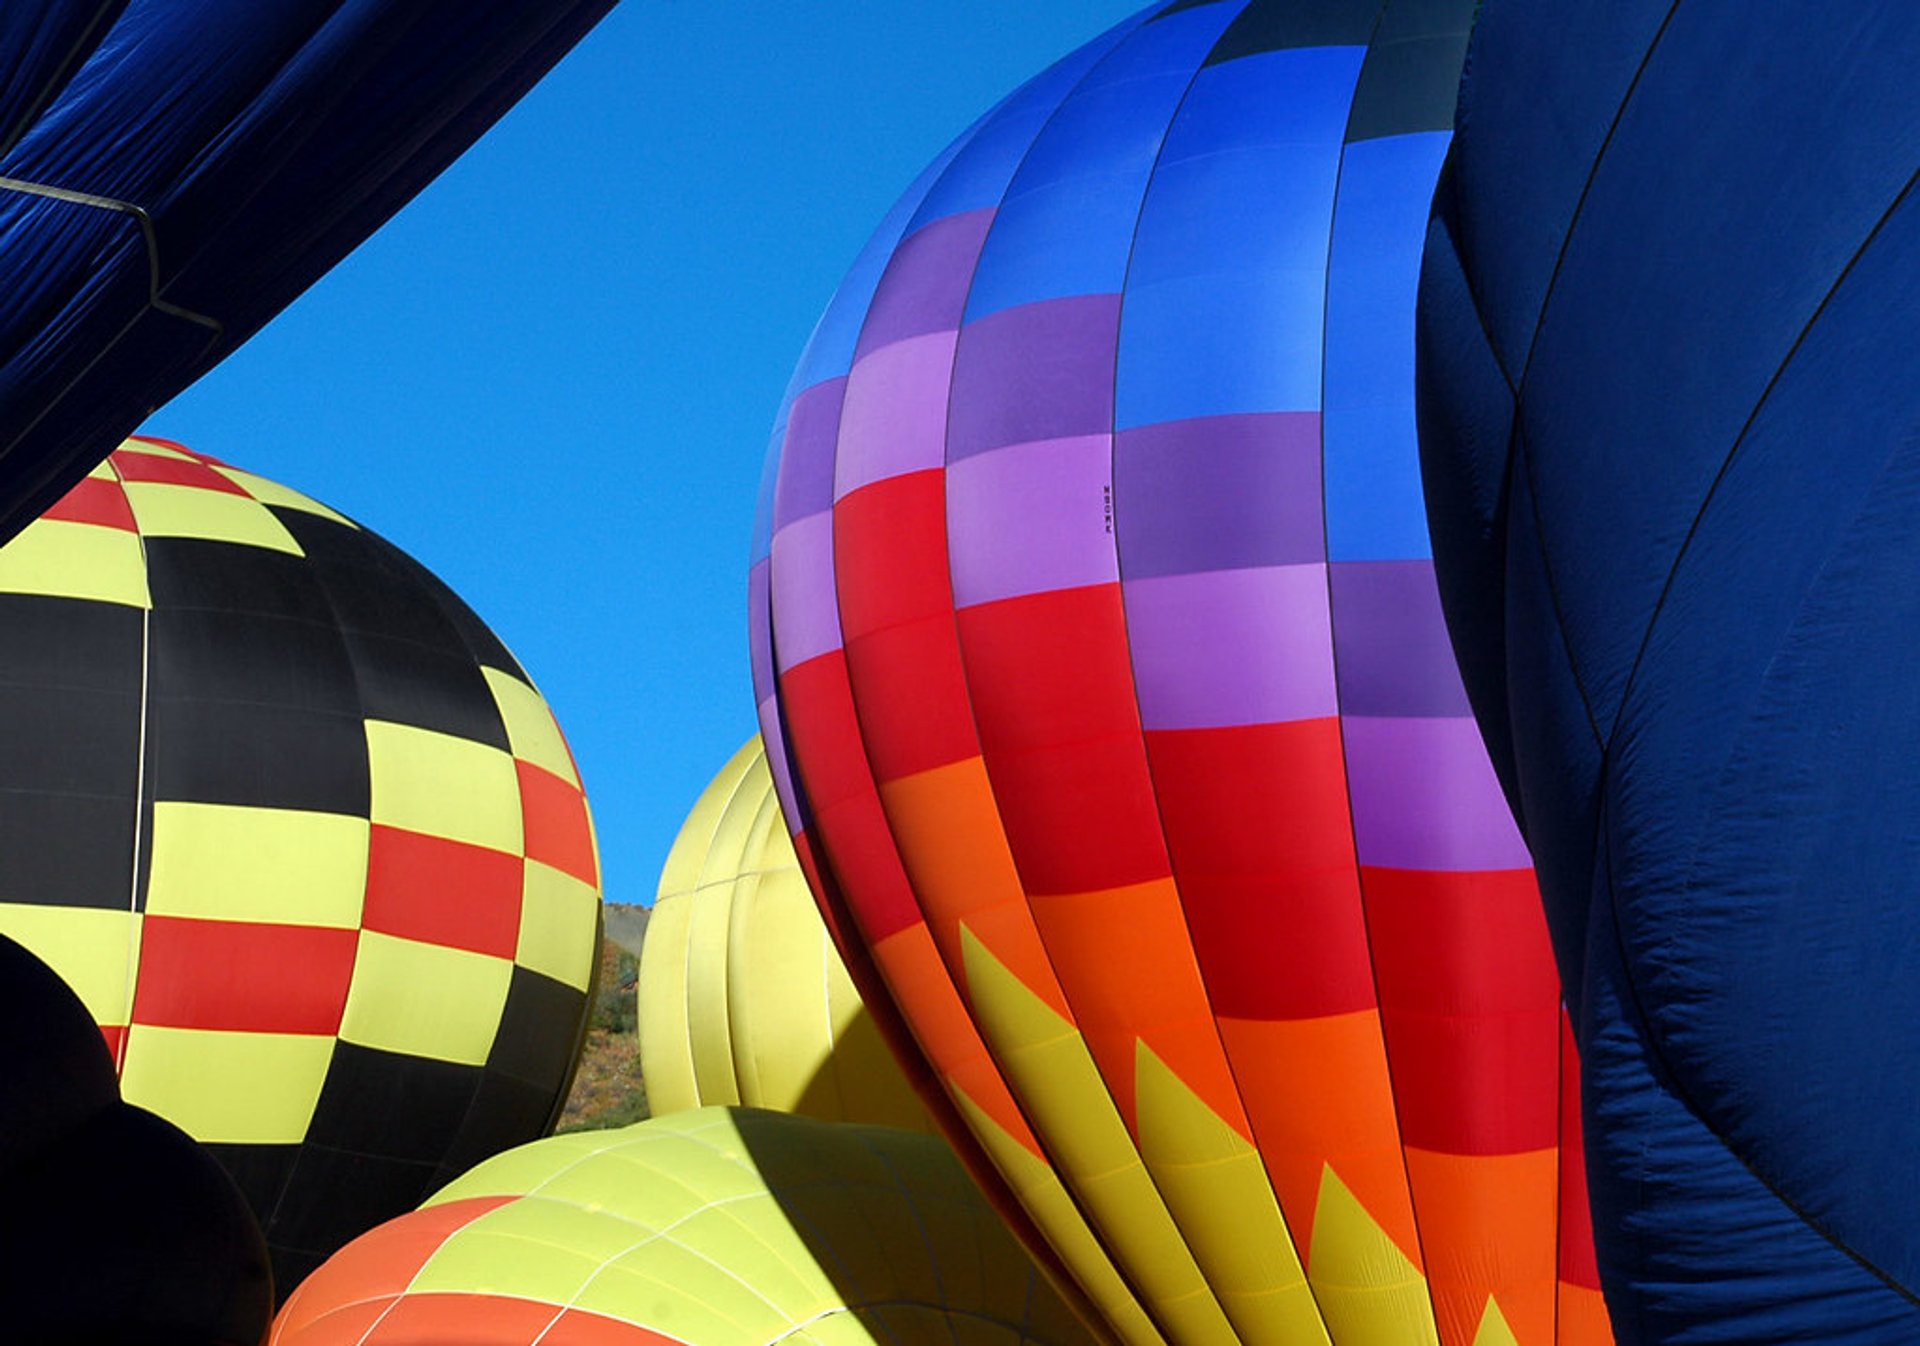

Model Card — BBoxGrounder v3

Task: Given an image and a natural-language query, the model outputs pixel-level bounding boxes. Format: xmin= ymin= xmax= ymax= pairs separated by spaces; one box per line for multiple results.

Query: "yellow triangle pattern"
xmin=951 ymin=1087 xmax=1163 ymax=1346
xmin=1309 ymin=1165 xmax=1441 ymax=1346
xmin=1473 ymin=1297 xmax=1520 ymax=1346
xmin=1133 ymin=1041 xmax=1331 ymax=1346
xmin=959 ymin=926 xmax=1237 ymax=1345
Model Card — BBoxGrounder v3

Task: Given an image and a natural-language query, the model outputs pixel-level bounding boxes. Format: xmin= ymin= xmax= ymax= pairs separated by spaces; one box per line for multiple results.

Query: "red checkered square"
xmin=363 ymin=825 xmax=522 ymax=959
xmin=42 ymin=476 xmax=136 ymax=531
xmin=114 ymin=450 xmax=249 ymax=495
xmin=131 ymin=917 xmax=357 ymax=1034
xmin=517 ymin=761 xmax=597 ymax=887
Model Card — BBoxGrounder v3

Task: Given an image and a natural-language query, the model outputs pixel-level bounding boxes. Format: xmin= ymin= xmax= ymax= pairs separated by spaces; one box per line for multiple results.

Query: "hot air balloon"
xmin=1416 ymin=4 xmax=1920 ymax=1341
xmin=640 ymin=736 xmax=934 ymax=1132
xmin=0 ymin=435 xmax=603 ymax=1293
xmin=271 ymin=1106 xmax=1103 ymax=1346
xmin=750 ymin=3 xmax=1606 ymax=1345
xmin=0 ymin=0 xmax=613 ymax=543
xmin=0 ymin=931 xmax=274 ymax=1344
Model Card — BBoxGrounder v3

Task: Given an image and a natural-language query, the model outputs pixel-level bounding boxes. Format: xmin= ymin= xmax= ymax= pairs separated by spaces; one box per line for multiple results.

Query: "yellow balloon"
xmin=641 ymin=738 xmax=931 ymax=1132
xmin=272 ymin=1107 xmax=1104 ymax=1346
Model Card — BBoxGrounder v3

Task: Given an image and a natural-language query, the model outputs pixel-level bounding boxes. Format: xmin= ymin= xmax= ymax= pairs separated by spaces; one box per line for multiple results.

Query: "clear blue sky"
xmin=145 ymin=2 xmax=1143 ymax=907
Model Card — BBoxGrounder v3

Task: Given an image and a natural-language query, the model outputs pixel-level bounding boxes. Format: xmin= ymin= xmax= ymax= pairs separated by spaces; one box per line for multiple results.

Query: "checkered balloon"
xmin=0 ymin=437 xmax=603 ymax=1294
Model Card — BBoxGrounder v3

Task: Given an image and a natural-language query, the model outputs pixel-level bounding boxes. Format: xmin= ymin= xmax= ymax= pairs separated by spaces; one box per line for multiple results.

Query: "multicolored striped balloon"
xmin=750 ymin=3 xmax=1609 ymax=1345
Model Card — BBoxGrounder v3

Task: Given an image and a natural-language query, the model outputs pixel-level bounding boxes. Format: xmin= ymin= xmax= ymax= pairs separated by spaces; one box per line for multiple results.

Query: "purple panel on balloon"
xmin=1328 ymin=560 xmax=1474 ymax=717
xmin=748 ymin=557 xmax=775 ymax=700
xmin=835 ymin=330 xmax=961 ymax=499
xmin=1123 ymin=564 xmax=1338 ymax=731
xmin=1341 ymin=715 xmax=1530 ymax=872
xmin=756 ymin=694 xmax=804 ymax=834
xmin=1113 ymin=412 xmax=1325 ymax=576
xmin=948 ymin=433 xmax=1117 ymax=608
xmin=769 ymin=511 xmax=843 ymax=673
xmin=854 ymin=208 xmax=996 ymax=358
xmin=772 ymin=377 xmax=846 ymax=531
xmin=947 ymin=294 xmax=1121 ymax=461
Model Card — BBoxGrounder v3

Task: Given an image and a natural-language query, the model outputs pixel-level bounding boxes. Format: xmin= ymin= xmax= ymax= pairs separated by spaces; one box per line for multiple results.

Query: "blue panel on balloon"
xmin=962 ymin=14 xmax=1229 ymax=323
xmin=1115 ymin=45 xmax=1363 ymax=428
xmin=1156 ymin=44 xmax=1363 ymax=166
xmin=909 ymin=23 xmax=1138 ymax=232
xmin=1325 ymin=130 xmax=1449 ymax=563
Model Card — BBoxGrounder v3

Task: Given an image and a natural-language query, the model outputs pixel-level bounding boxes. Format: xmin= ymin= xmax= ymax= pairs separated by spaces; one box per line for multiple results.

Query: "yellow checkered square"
xmin=0 ymin=517 xmax=149 ymax=607
xmin=339 ymin=931 xmax=513 ymax=1065
xmin=209 ymin=465 xmax=356 ymax=526
xmin=482 ymin=667 xmax=578 ymax=786
xmin=146 ymin=803 xmax=368 ymax=927
xmin=517 ymin=859 xmax=600 ymax=991
xmin=120 ymin=1026 xmax=335 ymax=1144
xmin=123 ymin=481 xmax=303 ymax=554
xmin=366 ymin=720 xmax=523 ymax=854
xmin=0 ymin=903 xmax=140 ymax=1027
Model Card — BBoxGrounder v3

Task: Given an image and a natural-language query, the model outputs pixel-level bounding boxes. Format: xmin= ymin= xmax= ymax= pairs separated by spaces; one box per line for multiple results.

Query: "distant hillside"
xmin=560 ymin=935 xmax=646 ymax=1132
xmin=602 ymin=901 xmax=650 ymax=957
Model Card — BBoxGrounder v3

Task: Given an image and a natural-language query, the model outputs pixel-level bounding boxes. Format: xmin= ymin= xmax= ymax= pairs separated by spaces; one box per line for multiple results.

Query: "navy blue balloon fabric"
xmin=0 ymin=0 xmax=613 ymax=543
xmin=1418 ymin=2 xmax=1920 ymax=1340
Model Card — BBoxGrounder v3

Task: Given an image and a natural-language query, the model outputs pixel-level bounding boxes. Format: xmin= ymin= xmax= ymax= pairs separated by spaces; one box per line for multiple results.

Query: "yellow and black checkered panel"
xmin=0 ymin=437 xmax=602 ymax=1295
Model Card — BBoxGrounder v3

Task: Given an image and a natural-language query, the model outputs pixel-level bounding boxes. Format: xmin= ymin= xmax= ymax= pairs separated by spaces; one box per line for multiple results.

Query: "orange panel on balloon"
xmin=1218 ymin=1011 xmax=1420 ymax=1269
xmin=1402 ymin=1146 xmax=1559 ymax=1346
xmin=1032 ymin=876 xmax=1247 ymax=1135
xmin=874 ymin=924 xmax=1042 ymax=1156
xmin=877 ymin=759 xmax=1070 ymax=1020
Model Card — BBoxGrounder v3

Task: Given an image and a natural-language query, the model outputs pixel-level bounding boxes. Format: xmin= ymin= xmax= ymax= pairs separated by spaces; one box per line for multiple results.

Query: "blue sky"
xmin=146 ymin=2 xmax=1143 ymax=906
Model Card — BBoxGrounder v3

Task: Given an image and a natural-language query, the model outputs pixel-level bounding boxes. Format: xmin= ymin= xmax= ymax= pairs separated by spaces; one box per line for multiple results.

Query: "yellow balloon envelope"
xmin=640 ymin=738 xmax=930 ymax=1132
xmin=271 ymin=1106 xmax=1103 ymax=1346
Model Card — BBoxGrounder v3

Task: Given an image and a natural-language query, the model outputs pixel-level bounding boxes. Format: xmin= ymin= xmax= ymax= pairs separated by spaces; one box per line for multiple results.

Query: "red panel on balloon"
xmin=1143 ymin=719 xmax=1358 ymax=879
xmin=1142 ymin=718 xmax=1378 ymax=1015
xmin=132 ymin=917 xmax=357 ymax=1034
xmin=518 ymin=761 xmax=598 ymax=887
xmin=834 ymin=471 xmax=953 ymax=637
xmin=112 ymin=451 xmax=249 ymax=495
xmin=843 ymin=616 xmax=979 ymax=783
xmin=983 ymin=736 xmax=1172 ymax=895
xmin=1559 ymin=1012 xmax=1602 ymax=1288
xmin=1361 ymin=865 xmax=1563 ymax=1157
xmin=40 ymin=475 xmax=136 ymax=530
xmin=811 ymin=791 xmax=927 ymax=944
xmin=363 ymin=825 xmax=521 ymax=959
xmin=778 ymin=653 xmax=878 ymax=812
xmin=956 ymin=584 xmax=1142 ymax=754
xmin=1363 ymin=867 xmax=1561 ymax=1016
